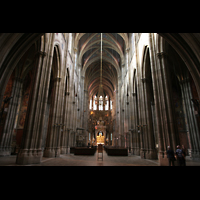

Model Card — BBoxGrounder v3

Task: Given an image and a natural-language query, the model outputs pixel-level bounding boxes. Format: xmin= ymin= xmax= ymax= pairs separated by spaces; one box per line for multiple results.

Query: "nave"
xmin=1 ymin=33 xmax=200 ymax=166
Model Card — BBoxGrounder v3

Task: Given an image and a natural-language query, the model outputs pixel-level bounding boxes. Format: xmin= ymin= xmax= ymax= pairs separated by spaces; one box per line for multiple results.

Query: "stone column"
xmin=60 ymin=69 xmax=69 ymax=154
xmin=115 ymin=88 xmax=120 ymax=146
xmin=136 ymin=74 xmax=146 ymax=158
xmin=66 ymin=87 xmax=74 ymax=149
xmin=124 ymin=95 xmax=129 ymax=148
xmin=141 ymin=78 xmax=157 ymax=159
xmin=148 ymin=34 xmax=166 ymax=165
xmin=0 ymin=77 xmax=23 ymax=156
xmin=66 ymin=92 xmax=74 ymax=149
xmin=153 ymin=51 xmax=178 ymax=165
xmin=64 ymin=91 xmax=71 ymax=154
xmin=65 ymin=78 xmax=73 ymax=151
xmin=132 ymin=92 xmax=140 ymax=155
xmin=63 ymin=87 xmax=72 ymax=153
xmin=121 ymin=97 xmax=125 ymax=147
xmin=118 ymin=68 xmax=123 ymax=147
xmin=42 ymin=103 xmax=50 ymax=151
xmin=16 ymin=49 xmax=49 ymax=165
xmin=43 ymin=77 xmax=62 ymax=158
xmin=57 ymin=79 xmax=66 ymax=155
xmin=180 ymin=78 xmax=200 ymax=159
xmin=125 ymin=48 xmax=130 ymax=72
xmin=58 ymin=66 xmax=66 ymax=154
xmin=141 ymin=78 xmax=148 ymax=158
xmin=151 ymin=101 xmax=158 ymax=150
xmin=83 ymin=89 xmax=88 ymax=145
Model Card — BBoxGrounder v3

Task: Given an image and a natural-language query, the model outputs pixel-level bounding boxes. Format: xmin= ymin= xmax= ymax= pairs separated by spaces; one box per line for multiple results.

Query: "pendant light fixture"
xmin=98 ymin=33 xmax=104 ymax=98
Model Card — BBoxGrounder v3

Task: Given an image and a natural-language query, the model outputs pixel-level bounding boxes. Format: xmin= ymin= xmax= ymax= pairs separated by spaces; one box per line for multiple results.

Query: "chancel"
xmin=1 ymin=33 xmax=200 ymax=166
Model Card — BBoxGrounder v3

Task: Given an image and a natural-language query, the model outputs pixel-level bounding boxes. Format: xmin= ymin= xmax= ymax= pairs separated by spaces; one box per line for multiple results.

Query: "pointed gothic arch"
xmin=43 ymin=44 xmax=63 ymax=158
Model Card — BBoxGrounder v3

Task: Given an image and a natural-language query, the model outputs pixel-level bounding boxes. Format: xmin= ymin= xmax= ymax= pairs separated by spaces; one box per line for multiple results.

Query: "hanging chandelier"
xmin=98 ymin=33 xmax=104 ymax=98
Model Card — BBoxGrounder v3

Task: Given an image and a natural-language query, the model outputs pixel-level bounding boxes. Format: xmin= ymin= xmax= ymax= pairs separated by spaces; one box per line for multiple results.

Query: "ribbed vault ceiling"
xmin=75 ymin=33 xmax=128 ymax=98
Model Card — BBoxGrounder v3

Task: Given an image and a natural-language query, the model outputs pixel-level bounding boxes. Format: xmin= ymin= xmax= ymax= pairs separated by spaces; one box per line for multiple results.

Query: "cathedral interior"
xmin=0 ymin=33 xmax=200 ymax=166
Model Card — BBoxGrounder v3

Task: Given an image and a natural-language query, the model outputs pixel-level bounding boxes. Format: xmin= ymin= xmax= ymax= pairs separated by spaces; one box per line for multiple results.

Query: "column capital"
xmin=156 ymin=52 xmax=167 ymax=59
xmin=35 ymin=51 xmax=47 ymax=58
xmin=179 ymin=77 xmax=190 ymax=84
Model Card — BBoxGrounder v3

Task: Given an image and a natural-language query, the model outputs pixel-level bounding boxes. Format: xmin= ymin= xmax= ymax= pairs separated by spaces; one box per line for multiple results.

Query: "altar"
xmin=96 ymin=134 xmax=105 ymax=145
xmin=95 ymin=119 xmax=106 ymax=145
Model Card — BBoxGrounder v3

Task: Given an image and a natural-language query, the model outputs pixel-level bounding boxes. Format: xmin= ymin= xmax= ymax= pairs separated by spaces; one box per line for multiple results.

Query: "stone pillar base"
xmin=146 ymin=149 xmax=158 ymax=159
xmin=130 ymin=148 xmax=134 ymax=154
xmin=43 ymin=147 xmax=60 ymax=158
xmin=0 ymin=148 xmax=11 ymax=156
xmin=133 ymin=147 xmax=140 ymax=156
xmin=60 ymin=147 xmax=67 ymax=154
xmin=16 ymin=149 xmax=43 ymax=165
xmin=140 ymin=149 xmax=145 ymax=159
xmin=191 ymin=150 xmax=200 ymax=160
xmin=67 ymin=147 xmax=70 ymax=154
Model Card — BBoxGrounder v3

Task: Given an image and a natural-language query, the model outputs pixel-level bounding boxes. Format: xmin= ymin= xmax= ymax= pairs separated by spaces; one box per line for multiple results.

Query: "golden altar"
xmin=96 ymin=135 xmax=105 ymax=144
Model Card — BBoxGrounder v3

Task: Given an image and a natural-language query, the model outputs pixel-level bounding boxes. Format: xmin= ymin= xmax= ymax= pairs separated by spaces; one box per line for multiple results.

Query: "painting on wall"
xmin=17 ymin=72 xmax=32 ymax=129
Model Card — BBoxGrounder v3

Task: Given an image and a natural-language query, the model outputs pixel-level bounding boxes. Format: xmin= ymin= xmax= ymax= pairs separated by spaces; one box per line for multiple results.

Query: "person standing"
xmin=167 ymin=146 xmax=175 ymax=166
xmin=175 ymin=145 xmax=185 ymax=166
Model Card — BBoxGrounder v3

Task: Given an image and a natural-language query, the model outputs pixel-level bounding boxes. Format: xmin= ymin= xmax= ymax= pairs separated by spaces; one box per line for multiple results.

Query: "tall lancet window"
xmin=89 ymin=98 xmax=92 ymax=110
xmin=99 ymin=96 xmax=103 ymax=110
xmin=105 ymin=95 xmax=109 ymax=110
xmin=93 ymin=95 xmax=97 ymax=110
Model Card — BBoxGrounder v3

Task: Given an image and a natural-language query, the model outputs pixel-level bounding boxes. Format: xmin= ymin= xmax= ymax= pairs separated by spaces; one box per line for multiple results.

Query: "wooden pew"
xmin=106 ymin=147 xmax=128 ymax=156
xmin=74 ymin=147 xmax=96 ymax=155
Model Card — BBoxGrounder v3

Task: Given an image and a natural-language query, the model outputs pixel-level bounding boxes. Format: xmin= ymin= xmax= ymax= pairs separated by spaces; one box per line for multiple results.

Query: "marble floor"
xmin=1 ymin=151 xmax=200 ymax=166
